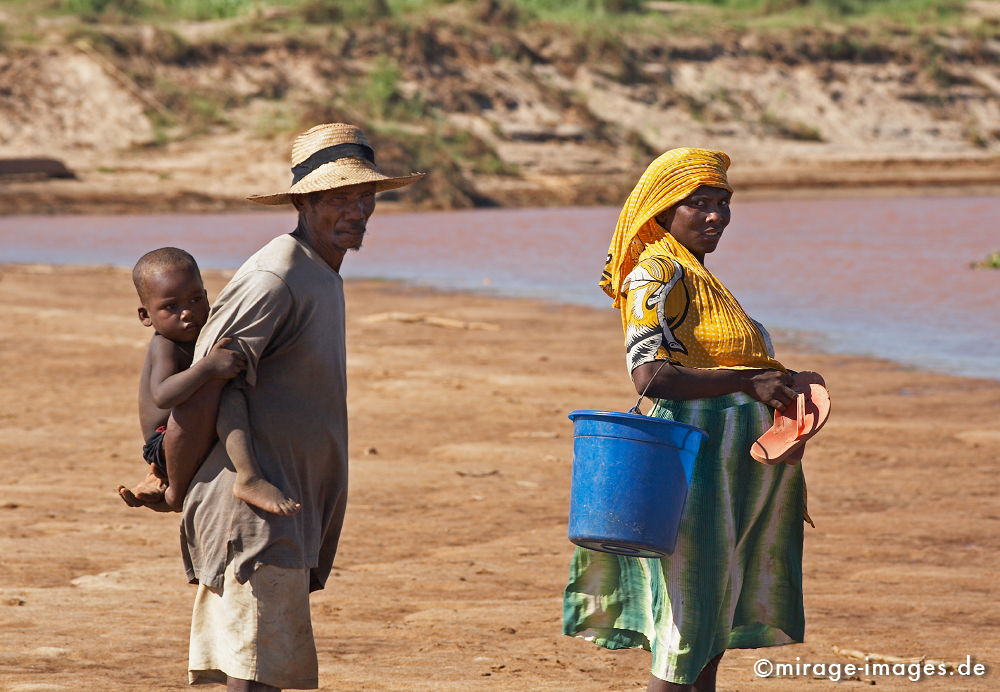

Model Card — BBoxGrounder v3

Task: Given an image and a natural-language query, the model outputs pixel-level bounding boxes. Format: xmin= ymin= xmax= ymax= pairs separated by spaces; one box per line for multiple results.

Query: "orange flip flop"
xmin=750 ymin=372 xmax=830 ymax=465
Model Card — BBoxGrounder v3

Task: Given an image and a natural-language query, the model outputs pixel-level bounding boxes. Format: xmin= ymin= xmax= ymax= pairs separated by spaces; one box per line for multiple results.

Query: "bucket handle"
xmin=627 ymin=360 xmax=672 ymax=416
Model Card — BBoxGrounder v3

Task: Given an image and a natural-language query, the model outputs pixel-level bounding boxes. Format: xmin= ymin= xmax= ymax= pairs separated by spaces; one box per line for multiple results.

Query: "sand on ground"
xmin=0 ymin=263 xmax=997 ymax=691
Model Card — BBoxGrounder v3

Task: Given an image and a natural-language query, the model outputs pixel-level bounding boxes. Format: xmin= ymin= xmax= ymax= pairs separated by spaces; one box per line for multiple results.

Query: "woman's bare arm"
xmin=631 ymin=361 xmax=797 ymax=410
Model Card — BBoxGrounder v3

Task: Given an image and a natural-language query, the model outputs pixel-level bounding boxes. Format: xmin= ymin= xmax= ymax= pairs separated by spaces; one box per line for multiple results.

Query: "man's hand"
xmin=741 ymin=369 xmax=797 ymax=411
xmin=203 ymin=337 xmax=247 ymax=379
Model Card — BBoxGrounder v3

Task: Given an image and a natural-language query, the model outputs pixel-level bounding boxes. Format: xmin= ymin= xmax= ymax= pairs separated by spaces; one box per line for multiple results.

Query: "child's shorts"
xmin=142 ymin=425 xmax=168 ymax=476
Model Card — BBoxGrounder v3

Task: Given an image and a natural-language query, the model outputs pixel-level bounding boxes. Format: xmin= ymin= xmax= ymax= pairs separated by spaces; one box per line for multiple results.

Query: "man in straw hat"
xmin=161 ymin=123 xmax=423 ymax=690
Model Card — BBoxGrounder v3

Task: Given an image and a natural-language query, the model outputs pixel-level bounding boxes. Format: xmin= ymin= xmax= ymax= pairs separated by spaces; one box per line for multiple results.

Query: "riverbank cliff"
xmin=1 ymin=0 xmax=998 ymax=213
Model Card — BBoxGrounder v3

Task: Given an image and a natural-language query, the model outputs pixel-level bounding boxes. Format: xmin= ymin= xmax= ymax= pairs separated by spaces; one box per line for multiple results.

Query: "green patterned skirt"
xmin=562 ymin=392 xmax=805 ymax=684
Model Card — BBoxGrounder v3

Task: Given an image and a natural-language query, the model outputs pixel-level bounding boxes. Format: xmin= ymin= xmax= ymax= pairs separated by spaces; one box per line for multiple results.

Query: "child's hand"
xmin=204 ymin=337 xmax=247 ymax=379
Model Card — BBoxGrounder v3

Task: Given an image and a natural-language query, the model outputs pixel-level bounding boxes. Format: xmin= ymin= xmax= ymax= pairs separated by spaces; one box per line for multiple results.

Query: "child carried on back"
xmin=117 ymin=247 xmax=300 ymax=516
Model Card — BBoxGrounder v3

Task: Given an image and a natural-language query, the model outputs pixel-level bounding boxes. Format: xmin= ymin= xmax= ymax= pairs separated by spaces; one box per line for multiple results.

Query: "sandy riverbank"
xmin=0 ymin=263 xmax=998 ymax=691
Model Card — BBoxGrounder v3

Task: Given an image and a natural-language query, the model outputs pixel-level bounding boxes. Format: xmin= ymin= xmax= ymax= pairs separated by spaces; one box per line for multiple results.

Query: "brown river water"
xmin=2 ymin=195 xmax=998 ymax=378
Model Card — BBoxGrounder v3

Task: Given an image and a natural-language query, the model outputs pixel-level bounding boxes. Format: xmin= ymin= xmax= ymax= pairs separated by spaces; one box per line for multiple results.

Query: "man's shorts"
xmin=141 ymin=425 xmax=167 ymax=476
xmin=188 ymin=558 xmax=317 ymax=689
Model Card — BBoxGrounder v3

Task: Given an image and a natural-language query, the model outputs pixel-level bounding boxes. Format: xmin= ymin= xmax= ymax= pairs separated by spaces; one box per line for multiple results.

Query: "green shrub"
xmin=514 ymin=0 xmax=644 ymax=19
xmin=147 ymin=75 xmax=237 ymax=137
xmin=971 ymin=251 xmax=1000 ymax=269
xmin=164 ymin=0 xmax=257 ymax=20
xmin=344 ymin=56 xmax=428 ymax=121
xmin=761 ymin=111 xmax=824 ymax=141
xmin=42 ymin=0 xmax=976 ymax=31
xmin=60 ymin=0 xmax=149 ymax=20
xmin=367 ymin=122 xmax=508 ymax=207
xmin=366 ymin=57 xmax=403 ymax=119
xmin=690 ymin=0 xmax=962 ymax=18
xmin=58 ymin=0 xmax=258 ymax=21
xmin=297 ymin=0 xmax=392 ymax=22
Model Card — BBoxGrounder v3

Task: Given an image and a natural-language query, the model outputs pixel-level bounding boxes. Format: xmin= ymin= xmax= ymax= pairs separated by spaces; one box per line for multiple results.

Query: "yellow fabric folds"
xmin=622 ymin=235 xmax=785 ymax=371
xmin=605 ymin=147 xmax=786 ymax=372
xmin=600 ymin=147 xmax=733 ymax=308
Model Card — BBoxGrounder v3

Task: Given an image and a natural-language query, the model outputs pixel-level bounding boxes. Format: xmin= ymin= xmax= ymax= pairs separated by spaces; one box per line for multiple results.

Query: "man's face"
xmin=137 ymin=267 xmax=209 ymax=343
xmin=296 ymin=183 xmax=377 ymax=268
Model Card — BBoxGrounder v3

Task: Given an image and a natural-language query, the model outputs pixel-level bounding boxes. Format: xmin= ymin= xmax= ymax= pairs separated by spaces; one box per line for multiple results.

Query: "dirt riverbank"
xmin=0 ymin=263 xmax=997 ymax=690
xmin=1 ymin=1 xmax=999 ymax=213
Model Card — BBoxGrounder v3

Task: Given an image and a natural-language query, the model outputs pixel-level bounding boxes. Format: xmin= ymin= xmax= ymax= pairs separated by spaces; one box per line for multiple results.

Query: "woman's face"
xmin=655 ymin=185 xmax=732 ymax=262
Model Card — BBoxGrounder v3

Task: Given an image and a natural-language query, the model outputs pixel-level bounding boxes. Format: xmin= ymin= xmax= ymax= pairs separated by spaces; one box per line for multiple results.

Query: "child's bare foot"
xmin=134 ymin=465 xmax=167 ymax=501
xmin=233 ymin=476 xmax=301 ymax=516
xmin=117 ymin=465 xmax=167 ymax=506
xmin=117 ymin=484 xmax=144 ymax=507
xmin=115 ymin=485 xmax=177 ymax=512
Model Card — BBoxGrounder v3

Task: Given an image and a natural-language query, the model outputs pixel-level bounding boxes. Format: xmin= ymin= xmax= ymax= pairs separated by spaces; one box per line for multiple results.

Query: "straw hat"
xmin=247 ymin=123 xmax=425 ymax=205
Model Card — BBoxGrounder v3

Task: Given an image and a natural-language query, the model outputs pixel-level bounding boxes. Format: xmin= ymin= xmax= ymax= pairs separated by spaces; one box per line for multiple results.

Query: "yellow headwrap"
xmin=599 ymin=147 xmax=732 ymax=307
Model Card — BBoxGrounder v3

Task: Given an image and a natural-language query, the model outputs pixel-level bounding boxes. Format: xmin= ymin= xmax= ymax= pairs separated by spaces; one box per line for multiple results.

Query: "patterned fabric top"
xmin=622 ymin=234 xmax=786 ymax=373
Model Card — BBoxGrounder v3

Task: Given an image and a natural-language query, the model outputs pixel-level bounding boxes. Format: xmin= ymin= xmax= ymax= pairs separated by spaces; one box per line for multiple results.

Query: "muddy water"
xmin=2 ymin=196 xmax=998 ymax=378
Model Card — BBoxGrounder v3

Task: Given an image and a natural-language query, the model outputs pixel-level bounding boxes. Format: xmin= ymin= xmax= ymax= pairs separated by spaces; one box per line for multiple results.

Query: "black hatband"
xmin=290 ymin=143 xmax=375 ymax=184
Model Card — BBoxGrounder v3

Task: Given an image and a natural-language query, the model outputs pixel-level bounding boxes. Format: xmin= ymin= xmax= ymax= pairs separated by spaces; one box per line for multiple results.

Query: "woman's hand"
xmin=741 ymin=369 xmax=797 ymax=411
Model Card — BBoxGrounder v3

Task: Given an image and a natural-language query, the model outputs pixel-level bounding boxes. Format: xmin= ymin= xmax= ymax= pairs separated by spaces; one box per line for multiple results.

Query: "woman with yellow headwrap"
xmin=563 ymin=148 xmax=819 ymax=691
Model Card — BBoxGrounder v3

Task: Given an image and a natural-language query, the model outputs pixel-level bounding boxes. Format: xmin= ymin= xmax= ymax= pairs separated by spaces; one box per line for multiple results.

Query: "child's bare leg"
xmin=117 ymin=463 xmax=166 ymax=506
xmin=233 ymin=474 xmax=301 ymax=516
xmin=164 ymin=378 xmax=226 ymax=510
xmin=220 ymin=387 xmax=300 ymax=516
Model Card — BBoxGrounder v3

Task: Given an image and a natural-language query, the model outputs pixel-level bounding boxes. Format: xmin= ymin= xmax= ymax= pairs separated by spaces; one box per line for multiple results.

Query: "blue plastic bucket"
xmin=567 ymin=410 xmax=707 ymax=558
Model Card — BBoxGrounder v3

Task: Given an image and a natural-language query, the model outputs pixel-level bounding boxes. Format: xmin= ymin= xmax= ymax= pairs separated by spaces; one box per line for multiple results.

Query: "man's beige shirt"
xmin=181 ymin=233 xmax=348 ymax=592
